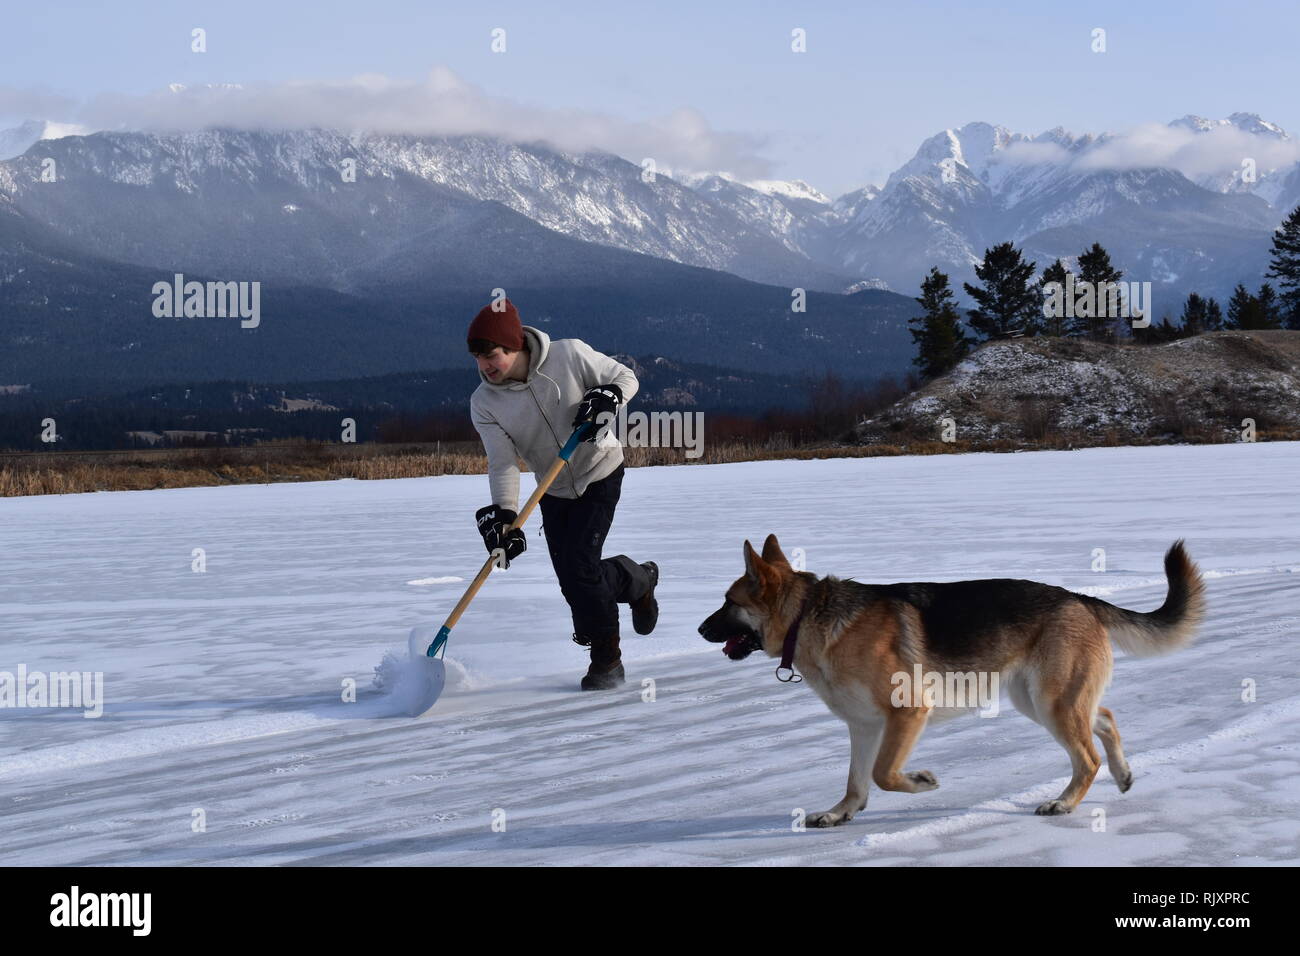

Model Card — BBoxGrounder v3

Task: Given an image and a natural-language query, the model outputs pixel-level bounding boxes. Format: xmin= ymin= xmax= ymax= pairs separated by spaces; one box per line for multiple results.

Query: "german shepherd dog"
xmin=698 ymin=535 xmax=1205 ymax=827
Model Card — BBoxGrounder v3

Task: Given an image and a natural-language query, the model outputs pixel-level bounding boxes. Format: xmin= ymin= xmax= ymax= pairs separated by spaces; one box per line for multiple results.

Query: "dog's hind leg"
xmin=871 ymin=708 xmax=939 ymax=794
xmin=1034 ymin=665 xmax=1105 ymax=814
xmin=806 ymin=720 xmax=883 ymax=828
xmin=1035 ymin=703 xmax=1101 ymax=815
xmin=1034 ymin=712 xmax=1097 ymax=816
xmin=1093 ymin=706 xmax=1133 ymax=793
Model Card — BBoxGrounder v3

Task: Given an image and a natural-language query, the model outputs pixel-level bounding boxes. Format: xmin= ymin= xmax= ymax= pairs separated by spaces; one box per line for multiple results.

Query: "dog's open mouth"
xmin=699 ymin=609 xmax=762 ymax=661
xmin=722 ymin=633 xmax=763 ymax=660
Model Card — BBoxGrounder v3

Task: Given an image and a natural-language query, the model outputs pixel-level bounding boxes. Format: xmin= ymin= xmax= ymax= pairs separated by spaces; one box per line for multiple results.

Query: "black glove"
xmin=475 ymin=505 xmax=526 ymax=568
xmin=572 ymin=384 xmax=622 ymax=441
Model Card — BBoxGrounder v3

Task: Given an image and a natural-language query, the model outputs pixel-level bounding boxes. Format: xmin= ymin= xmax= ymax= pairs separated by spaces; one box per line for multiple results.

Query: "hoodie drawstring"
xmin=535 ymin=368 xmax=563 ymax=403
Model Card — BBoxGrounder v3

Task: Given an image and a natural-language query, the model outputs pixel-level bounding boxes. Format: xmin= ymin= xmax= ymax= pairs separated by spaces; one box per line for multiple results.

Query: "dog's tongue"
xmin=723 ymin=636 xmax=745 ymax=657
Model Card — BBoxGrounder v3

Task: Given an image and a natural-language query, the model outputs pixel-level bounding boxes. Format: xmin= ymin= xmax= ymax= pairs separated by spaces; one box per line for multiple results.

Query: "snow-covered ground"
xmin=1 ymin=442 xmax=1297 ymax=866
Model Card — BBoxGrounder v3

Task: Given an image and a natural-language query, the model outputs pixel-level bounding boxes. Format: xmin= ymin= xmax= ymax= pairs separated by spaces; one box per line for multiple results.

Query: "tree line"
xmin=909 ymin=205 xmax=1300 ymax=379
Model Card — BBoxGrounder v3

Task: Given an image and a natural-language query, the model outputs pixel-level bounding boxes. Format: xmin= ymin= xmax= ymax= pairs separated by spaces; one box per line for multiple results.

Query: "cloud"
xmin=0 ymin=86 xmax=79 ymax=118
xmin=1073 ymin=121 xmax=1300 ymax=178
xmin=982 ymin=119 xmax=1300 ymax=188
xmin=49 ymin=68 xmax=772 ymax=179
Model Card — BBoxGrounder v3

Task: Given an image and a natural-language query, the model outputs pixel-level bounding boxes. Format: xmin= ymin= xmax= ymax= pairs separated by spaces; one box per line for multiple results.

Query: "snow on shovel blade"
xmin=405 ymin=624 xmax=448 ymax=717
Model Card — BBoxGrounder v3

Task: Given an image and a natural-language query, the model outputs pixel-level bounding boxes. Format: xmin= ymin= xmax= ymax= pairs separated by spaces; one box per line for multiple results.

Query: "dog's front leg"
xmin=806 ymin=720 xmax=883 ymax=828
xmin=872 ymin=707 xmax=939 ymax=793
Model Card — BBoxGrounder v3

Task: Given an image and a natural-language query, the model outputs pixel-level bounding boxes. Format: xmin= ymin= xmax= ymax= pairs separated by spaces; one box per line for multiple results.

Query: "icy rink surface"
xmin=1 ymin=442 xmax=1297 ymax=865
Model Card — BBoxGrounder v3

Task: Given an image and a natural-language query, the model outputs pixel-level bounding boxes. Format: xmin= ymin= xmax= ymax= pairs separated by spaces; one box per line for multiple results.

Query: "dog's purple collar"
xmin=775 ymin=590 xmax=811 ymax=683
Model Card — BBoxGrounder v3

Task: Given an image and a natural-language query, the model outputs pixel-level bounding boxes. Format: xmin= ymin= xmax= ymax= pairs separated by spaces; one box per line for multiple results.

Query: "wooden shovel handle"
xmin=440 ymin=423 xmax=592 ymax=632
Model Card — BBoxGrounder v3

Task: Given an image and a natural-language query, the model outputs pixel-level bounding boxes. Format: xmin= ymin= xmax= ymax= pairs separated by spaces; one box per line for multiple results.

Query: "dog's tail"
xmin=1083 ymin=540 xmax=1206 ymax=657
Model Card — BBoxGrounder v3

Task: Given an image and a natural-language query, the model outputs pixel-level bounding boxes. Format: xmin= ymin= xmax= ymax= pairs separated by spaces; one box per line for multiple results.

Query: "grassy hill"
xmin=859 ymin=330 xmax=1300 ymax=446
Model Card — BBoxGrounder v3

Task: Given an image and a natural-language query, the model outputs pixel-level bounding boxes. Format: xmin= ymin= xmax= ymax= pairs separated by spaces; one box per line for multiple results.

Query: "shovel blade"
xmin=405 ymin=625 xmax=449 ymax=717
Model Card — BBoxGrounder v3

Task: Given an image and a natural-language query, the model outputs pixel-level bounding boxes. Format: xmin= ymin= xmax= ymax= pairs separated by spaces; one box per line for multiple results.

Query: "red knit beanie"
xmin=467 ymin=298 xmax=525 ymax=351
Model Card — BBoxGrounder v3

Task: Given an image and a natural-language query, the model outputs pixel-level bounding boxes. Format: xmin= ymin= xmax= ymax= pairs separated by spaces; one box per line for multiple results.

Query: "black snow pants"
xmin=538 ymin=463 xmax=651 ymax=641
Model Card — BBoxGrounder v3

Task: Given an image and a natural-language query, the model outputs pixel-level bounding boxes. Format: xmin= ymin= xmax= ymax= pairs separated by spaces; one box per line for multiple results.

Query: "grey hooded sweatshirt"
xmin=470 ymin=326 xmax=639 ymax=512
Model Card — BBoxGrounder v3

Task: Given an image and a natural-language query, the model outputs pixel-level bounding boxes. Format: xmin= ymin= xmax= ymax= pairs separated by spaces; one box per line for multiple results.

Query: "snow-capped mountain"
xmin=1168 ymin=113 xmax=1289 ymax=194
xmin=0 ymin=131 xmax=921 ymax=389
xmin=826 ymin=115 xmax=1294 ymax=303
xmin=1 ymin=112 xmax=1296 ymax=314
xmin=673 ymin=171 xmax=845 ymax=266
xmin=675 ymin=173 xmax=831 ymax=205
xmin=0 ymin=127 xmax=854 ymax=292
xmin=831 ymin=184 xmax=880 ymax=221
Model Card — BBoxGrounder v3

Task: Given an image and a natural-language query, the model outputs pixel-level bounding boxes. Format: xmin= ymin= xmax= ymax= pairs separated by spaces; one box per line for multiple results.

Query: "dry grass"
xmin=0 ymin=440 xmax=488 ymax=497
xmin=332 ymin=450 xmax=486 ymax=481
xmin=1015 ymin=398 xmax=1063 ymax=443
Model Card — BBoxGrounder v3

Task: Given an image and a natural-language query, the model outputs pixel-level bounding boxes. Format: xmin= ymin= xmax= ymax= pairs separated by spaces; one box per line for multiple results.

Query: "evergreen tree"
xmin=1265 ymin=204 xmax=1300 ymax=328
xmin=963 ymin=242 xmax=1039 ymax=341
xmin=1073 ymin=242 xmax=1124 ymax=341
xmin=910 ymin=267 xmax=973 ymax=378
xmin=1180 ymin=292 xmax=1209 ymax=336
xmin=1038 ymin=259 xmax=1071 ymax=337
xmin=1134 ymin=315 xmax=1181 ymax=345
xmin=1256 ymin=282 xmax=1282 ymax=329
xmin=1226 ymin=283 xmax=1257 ymax=330
xmin=1204 ymin=297 xmax=1224 ymax=332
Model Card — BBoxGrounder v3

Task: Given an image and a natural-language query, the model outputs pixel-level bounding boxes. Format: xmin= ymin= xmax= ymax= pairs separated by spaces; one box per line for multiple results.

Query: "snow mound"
xmin=372 ymin=644 xmax=475 ymax=708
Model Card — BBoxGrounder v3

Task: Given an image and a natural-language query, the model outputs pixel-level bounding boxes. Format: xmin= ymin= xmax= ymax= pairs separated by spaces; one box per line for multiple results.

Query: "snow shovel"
xmin=405 ymin=422 xmax=595 ymax=716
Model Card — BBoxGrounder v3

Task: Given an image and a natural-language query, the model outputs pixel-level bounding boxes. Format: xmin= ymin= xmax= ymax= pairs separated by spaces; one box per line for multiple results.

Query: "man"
xmin=467 ymin=297 xmax=659 ymax=690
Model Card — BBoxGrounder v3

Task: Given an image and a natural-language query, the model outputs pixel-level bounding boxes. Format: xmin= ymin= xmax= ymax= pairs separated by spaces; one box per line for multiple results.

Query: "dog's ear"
xmin=761 ymin=534 xmax=790 ymax=568
xmin=743 ymin=539 xmax=768 ymax=582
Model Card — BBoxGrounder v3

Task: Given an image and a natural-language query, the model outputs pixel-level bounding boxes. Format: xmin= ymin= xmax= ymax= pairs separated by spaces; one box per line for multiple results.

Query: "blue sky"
xmin=3 ymin=0 xmax=1297 ymax=196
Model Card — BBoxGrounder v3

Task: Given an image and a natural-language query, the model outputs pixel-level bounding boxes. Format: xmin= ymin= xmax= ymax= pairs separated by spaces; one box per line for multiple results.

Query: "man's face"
xmin=474 ymin=346 xmax=514 ymax=382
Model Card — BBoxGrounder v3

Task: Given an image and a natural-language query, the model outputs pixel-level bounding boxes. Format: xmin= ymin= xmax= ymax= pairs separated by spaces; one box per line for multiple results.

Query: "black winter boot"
xmin=579 ymin=630 xmax=624 ymax=690
xmin=630 ymin=561 xmax=659 ymax=635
